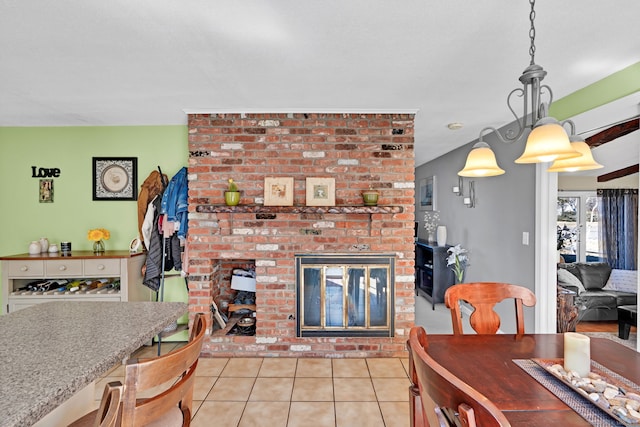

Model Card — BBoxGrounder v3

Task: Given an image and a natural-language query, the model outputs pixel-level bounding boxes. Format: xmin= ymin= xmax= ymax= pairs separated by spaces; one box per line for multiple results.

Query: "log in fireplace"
xmin=295 ymin=254 xmax=395 ymax=337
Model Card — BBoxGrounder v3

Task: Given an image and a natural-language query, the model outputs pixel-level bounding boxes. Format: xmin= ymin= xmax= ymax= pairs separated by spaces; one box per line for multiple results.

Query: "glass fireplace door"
xmin=297 ymin=254 xmax=394 ymax=337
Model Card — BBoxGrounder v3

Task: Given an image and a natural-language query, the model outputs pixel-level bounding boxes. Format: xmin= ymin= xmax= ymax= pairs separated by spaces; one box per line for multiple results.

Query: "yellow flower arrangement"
xmin=87 ymin=228 xmax=111 ymax=242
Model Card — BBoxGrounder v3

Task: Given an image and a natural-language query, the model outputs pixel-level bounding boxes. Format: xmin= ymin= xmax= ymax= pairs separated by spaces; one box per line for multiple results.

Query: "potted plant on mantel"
xmin=224 ymin=178 xmax=241 ymax=206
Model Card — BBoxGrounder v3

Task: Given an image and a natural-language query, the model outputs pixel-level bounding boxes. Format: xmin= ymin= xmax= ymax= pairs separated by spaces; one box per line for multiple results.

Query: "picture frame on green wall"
xmin=39 ymin=179 xmax=53 ymax=203
xmin=92 ymin=157 xmax=138 ymax=201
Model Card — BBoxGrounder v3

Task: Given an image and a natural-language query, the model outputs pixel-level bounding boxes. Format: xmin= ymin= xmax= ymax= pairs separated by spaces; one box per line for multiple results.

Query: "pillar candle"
xmin=564 ymin=332 xmax=591 ymax=376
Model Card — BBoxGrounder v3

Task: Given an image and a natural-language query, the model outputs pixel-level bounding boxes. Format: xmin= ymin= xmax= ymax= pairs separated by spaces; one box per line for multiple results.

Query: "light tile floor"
xmin=95 ymin=342 xmax=411 ymax=427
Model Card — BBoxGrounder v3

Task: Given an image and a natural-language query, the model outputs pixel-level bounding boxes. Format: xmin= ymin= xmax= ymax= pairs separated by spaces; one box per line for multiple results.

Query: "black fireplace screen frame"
xmin=295 ymin=253 xmax=395 ymax=338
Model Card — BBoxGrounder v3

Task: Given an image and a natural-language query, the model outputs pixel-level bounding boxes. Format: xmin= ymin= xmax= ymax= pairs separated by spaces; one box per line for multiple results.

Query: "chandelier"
xmin=458 ymin=0 xmax=602 ymax=177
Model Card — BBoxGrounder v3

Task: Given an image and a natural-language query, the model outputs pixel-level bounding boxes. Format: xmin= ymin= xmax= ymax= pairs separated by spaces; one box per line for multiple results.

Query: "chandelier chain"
xmin=528 ymin=0 xmax=536 ymax=65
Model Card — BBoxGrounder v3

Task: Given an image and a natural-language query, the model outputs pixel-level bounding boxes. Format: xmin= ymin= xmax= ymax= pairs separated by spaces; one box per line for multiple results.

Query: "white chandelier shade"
xmin=514 ymin=117 xmax=581 ymax=164
xmin=458 ymin=142 xmax=505 ymax=177
xmin=547 ymin=139 xmax=603 ymax=172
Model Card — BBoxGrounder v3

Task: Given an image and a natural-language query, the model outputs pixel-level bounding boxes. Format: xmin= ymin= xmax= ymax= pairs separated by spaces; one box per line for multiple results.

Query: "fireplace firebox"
xmin=295 ymin=254 xmax=395 ymax=337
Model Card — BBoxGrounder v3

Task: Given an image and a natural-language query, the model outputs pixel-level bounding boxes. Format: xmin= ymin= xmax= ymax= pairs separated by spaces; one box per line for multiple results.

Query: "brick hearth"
xmin=187 ymin=113 xmax=416 ymax=357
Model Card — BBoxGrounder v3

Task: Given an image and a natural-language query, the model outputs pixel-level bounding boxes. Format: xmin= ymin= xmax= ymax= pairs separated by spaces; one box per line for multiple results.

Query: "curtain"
xmin=598 ymin=188 xmax=638 ymax=270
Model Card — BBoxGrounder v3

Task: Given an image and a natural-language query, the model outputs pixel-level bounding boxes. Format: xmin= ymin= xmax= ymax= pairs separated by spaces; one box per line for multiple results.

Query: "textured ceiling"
xmin=1 ymin=0 xmax=639 ymax=170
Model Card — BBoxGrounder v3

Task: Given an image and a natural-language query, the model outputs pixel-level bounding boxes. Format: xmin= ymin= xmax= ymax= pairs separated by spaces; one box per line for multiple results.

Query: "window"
xmin=557 ymin=191 xmax=603 ymax=263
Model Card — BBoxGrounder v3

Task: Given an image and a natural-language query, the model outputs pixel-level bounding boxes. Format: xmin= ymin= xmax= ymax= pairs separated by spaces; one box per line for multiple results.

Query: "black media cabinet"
xmin=415 ymin=241 xmax=454 ymax=310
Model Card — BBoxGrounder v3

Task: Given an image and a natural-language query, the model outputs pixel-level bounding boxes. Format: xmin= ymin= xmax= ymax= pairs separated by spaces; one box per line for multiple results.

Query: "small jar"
xmin=48 ymin=243 xmax=59 ymax=253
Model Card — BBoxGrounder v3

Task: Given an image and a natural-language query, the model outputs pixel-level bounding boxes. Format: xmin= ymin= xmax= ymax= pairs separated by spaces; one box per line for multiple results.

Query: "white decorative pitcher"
xmin=436 ymin=225 xmax=447 ymax=247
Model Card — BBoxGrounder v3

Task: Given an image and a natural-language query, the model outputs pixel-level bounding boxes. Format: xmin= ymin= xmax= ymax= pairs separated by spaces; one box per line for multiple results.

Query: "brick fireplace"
xmin=187 ymin=113 xmax=416 ymax=357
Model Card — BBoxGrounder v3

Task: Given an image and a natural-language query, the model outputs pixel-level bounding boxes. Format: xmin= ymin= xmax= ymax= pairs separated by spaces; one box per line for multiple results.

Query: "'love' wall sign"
xmin=31 ymin=166 xmax=61 ymax=178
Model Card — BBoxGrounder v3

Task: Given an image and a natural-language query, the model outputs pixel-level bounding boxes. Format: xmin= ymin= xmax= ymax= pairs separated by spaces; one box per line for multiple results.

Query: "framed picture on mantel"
xmin=264 ymin=177 xmax=294 ymax=206
xmin=306 ymin=177 xmax=335 ymax=206
xmin=419 ymin=175 xmax=436 ymax=211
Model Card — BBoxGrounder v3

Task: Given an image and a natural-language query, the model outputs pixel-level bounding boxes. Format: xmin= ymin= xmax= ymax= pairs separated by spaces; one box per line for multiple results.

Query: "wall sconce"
xmin=452 ymin=176 xmax=464 ymax=196
xmin=463 ymin=181 xmax=475 ymax=208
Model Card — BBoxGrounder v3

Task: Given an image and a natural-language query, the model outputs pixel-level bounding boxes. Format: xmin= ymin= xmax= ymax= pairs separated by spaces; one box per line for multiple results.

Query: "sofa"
xmin=557 ymin=262 xmax=637 ymax=321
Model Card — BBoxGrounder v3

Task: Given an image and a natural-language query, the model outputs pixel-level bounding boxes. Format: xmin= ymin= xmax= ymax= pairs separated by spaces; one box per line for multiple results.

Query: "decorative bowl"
xmin=238 ymin=317 xmax=255 ymax=327
xmin=362 ymin=190 xmax=380 ymax=206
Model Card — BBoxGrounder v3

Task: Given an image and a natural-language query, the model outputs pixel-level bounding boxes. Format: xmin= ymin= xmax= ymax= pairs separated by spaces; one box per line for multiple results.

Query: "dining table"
xmin=0 ymin=300 xmax=188 ymax=427
xmin=425 ymin=333 xmax=640 ymax=426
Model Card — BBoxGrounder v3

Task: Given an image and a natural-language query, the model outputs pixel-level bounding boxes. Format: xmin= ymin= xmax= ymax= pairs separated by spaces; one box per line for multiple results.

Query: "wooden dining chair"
xmin=407 ymin=326 xmax=511 ymax=427
xmin=444 ymin=282 xmax=536 ymax=335
xmin=119 ymin=312 xmax=206 ymax=426
xmin=71 ymin=312 xmax=206 ymax=427
xmin=407 ymin=339 xmax=428 ymax=427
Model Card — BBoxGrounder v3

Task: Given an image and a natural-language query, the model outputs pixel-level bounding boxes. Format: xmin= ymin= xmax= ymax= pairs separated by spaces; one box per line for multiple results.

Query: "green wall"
xmin=0 ymin=125 xmax=189 ymax=309
xmin=550 ymin=61 xmax=640 ymax=120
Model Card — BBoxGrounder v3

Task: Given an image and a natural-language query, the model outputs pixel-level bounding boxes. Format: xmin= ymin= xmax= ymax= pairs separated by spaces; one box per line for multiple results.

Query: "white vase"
xmin=29 ymin=241 xmax=41 ymax=255
xmin=436 ymin=225 xmax=447 ymax=247
xmin=39 ymin=237 xmax=49 ymax=253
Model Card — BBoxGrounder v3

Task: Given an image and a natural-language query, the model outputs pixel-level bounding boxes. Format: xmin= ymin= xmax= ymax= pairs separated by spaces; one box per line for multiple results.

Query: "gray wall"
xmin=415 ymin=131 xmax=537 ymax=333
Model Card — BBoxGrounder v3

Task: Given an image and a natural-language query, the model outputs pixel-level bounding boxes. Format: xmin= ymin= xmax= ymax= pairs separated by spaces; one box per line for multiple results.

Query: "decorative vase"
xmin=28 ymin=241 xmax=41 ymax=255
xmin=436 ymin=226 xmax=447 ymax=247
xmin=361 ymin=190 xmax=380 ymax=206
xmin=224 ymin=191 xmax=241 ymax=206
xmin=427 ymin=232 xmax=435 ymax=243
xmin=93 ymin=240 xmax=105 ymax=254
xmin=39 ymin=237 xmax=49 ymax=253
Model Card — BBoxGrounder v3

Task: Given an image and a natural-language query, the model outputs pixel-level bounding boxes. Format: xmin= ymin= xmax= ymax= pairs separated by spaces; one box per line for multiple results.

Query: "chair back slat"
xmin=407 ymin=326 xmax=511 ymax=427
xmin=95 ymin=381 xmax=123 ymax=427
xmin=120 ymin=312 xmax=206 ymax=427
xmin=128 ymin=360 xmax=198 ymax=424
xmin=444 ymin=282 xmax=536 ymax=334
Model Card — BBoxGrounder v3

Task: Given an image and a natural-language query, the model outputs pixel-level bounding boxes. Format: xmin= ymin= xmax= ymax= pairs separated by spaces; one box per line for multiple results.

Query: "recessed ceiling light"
xmin=447 ymin=122 xmax=464 ymax=130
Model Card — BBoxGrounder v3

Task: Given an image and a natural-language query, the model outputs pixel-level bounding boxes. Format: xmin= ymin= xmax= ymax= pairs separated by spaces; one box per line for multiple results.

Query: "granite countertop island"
xmin=0 ymin=301 xmax=188 ymax=427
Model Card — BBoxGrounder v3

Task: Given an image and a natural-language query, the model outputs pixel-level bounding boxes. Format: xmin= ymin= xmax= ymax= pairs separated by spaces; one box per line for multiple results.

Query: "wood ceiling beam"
xmin=586 ymin=117 xmax=639 ymax=148
xmin=597 ymin=164 xmax=639 ymax=182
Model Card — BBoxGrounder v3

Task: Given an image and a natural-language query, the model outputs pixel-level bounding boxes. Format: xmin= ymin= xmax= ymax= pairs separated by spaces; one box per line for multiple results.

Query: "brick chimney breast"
xmin=187 ymin=113 xmax=416 ymax=357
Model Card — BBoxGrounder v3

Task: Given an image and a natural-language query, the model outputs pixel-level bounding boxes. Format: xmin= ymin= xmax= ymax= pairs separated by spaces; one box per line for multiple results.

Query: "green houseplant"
xmin=224 ymin=178 xmax=241 ymax=206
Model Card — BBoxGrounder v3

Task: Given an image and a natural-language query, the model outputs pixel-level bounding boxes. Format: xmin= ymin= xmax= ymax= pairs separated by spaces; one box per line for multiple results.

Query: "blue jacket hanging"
xmin=160 ymin=167 xmax=188 ymax=240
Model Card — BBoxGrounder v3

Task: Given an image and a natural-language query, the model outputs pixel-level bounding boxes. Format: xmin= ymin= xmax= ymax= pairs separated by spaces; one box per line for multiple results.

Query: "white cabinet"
xmin=1 ymin=251 xmax=150 ymax=313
